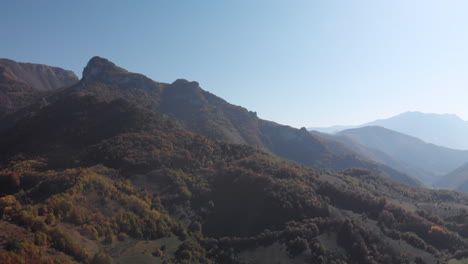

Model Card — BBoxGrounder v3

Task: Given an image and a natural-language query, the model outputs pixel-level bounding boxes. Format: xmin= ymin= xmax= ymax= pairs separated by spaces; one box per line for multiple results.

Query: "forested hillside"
xmin=0 ymin=58 xmax=78 ymax=119
xmin=6 ymin=56 xmax=418 ymax=186
xmin=1 ymin=92 xmax=468 ymax=263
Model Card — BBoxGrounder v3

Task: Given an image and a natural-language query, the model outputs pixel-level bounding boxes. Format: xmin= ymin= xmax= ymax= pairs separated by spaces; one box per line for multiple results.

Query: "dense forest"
xmin=1 ymin=58 xmax=468 ymax=263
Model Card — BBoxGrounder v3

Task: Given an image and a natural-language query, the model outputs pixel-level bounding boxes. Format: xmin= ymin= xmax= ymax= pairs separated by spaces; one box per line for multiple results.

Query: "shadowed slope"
xmin=32 ymin=56 xmax=420 ymax=186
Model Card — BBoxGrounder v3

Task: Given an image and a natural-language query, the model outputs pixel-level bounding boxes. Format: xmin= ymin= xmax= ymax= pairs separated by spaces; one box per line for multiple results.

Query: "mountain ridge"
xmin=2 ymin=57 xmax=468 ymax=263
xmin=337 ymin=126 xmax=468 ymax=184
xmin=310 ymin=129 xmax=435 ymax=183
xmin=0 ymin=59 xmax=79 ymax=119
xmin=6 ymin=56 xmax=420 ymax=186
xmin=310 ymin=111 xmax=468 ymax=150
xmin=0 ymin=58 xmax=78 ymax=91
xmin=439 ymin=162 xmax=468 ymax=192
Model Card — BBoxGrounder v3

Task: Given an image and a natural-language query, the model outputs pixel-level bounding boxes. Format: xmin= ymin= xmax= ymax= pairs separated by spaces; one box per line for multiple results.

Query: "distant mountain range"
xmin=311 ymin=129 xmax=438 ymax=184
xmin=309 ymin=111 xmax=468 ymax=150
xmin=333 ymin=126 xmax=468 ymax=185
xmin=439 ymin=162 xmax=468 ymax=192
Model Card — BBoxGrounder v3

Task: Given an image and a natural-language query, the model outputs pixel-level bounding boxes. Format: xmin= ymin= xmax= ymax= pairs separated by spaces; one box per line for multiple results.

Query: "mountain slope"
xmin=307 ymin=125 xmax=356 ymax=134
xmin=311 ymin=130 xmax=434 ymax=183
xmin=338 ymin=126 xmax=468 ymax=184
xmin=438 ymin=162 xmax=468 ymax=192
xmin=0 ymin=58 xmax=78 ymax=91
xmin=23 ymin=56 xmax=417 ymax=186
xmin=1 ymin=94 xmax=468 ymax=263
xmin=0 ymin=59 xmax=78 ymax=119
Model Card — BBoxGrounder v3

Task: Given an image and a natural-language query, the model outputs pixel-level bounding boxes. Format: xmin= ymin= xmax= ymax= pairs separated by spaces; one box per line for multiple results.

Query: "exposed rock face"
xmin=81 ymin=56 xmax=127 ymax=83
xmin=81 ymin=56 xmax=158 ymax=92
xmin=0 ymin=58 xmax=78 ymax=91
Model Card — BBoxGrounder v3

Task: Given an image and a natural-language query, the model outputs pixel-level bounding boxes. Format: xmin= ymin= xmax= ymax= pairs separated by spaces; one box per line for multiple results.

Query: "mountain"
xmin=337 ymin=126 xmax=468 ymax=184
xmin=310 ymin=111 xmax=468 ymax=150
xmin=0 ymin=59 xmax=78 ymax=118
xmin=308 ymin=125 xmax=356 ymax=134
xmin=438 ymin=162 xmax=468 ymax=192
xmin=2 ymin=91 xmax=468 ymax=263
xmin=7 ymin=56 xmax=419 ymax=186
xmin=311 ymin=130 xmax=434 ymax=183
xmin=0 ymin=58 xmax=78 ymax=91
xmin=365 ymin=111 xmax=468 ymax=150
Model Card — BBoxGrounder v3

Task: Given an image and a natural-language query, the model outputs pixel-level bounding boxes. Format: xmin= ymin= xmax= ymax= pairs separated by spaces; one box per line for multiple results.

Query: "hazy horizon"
xmin=308 ymin=111 xmax=468 ymax=128
xmin=3 ymin=0 xmax=468 ymax=128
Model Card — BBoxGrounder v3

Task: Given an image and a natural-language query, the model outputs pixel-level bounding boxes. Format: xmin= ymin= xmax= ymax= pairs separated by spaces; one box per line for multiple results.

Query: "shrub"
xmin=117 ymin=232 xmax=128 ymax=241
xmin=152 ymin=249 xmax=164 ymax=257
xmin=287 ymin=237 xmax=309 ymax=257
xmin=49 ymin=227 xmax=90 ymax=262
xmin=34 ymin=231 xmax=48 ymax=246
xmin=5 ymin=238 xmax=24 ymax=253
xmin=188 ymin=221 xmax=202 ymax=233
xmin=401 ymin=232 xmax=426 ymax=250
xmin=0 ymin=195 xmax=21 ymax=219
xmin=81 ymin=224 xmax=99 ymax=240
xmin=92 ymin=252 xmax=113 ymax=264
xmin=45 ymin=212 xmax=56 ymax=225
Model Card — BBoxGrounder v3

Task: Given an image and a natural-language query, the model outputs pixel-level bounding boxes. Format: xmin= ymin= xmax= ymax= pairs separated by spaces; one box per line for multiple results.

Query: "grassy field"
xmin=237 ymin=242 xmax=309 ymax=264
xmin=449 ymin=259 xmax=468 ymax=264
xmin=112 ymin=236 xmax=181 ymax=264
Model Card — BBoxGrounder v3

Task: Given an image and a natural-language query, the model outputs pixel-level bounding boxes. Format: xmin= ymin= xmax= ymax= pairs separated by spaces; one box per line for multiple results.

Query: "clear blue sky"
xmin=2 ymin=0 xmax=468 ymax=128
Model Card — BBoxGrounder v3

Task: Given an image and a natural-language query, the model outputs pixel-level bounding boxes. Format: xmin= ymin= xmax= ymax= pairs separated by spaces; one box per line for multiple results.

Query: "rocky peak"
xmin=165 ymin=79 xmax=204 ymax=100
xmin=171 ymin=79 xmax=200 ymax=89
xmin=80 ymin=56 xmax=162 ymax=94
xmin=81 ymin=56 xmax=128 ymax=83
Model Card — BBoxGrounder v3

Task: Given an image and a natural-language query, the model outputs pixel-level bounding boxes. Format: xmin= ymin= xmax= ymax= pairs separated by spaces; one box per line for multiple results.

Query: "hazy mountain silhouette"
xmin=365 ymin=112 xmax=468 ymax=150
xmin=438 ymin=162 xmax=468 ymax=192
xmin=337 ymin=126 xmax=468 ymax=184
xmin=307 ymin=124 xmax=356 ymax=134
xmin=310 ymin=111 xmax=468 ymax=150
xmin=311 ymin=130 xmax=435 ymax=183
